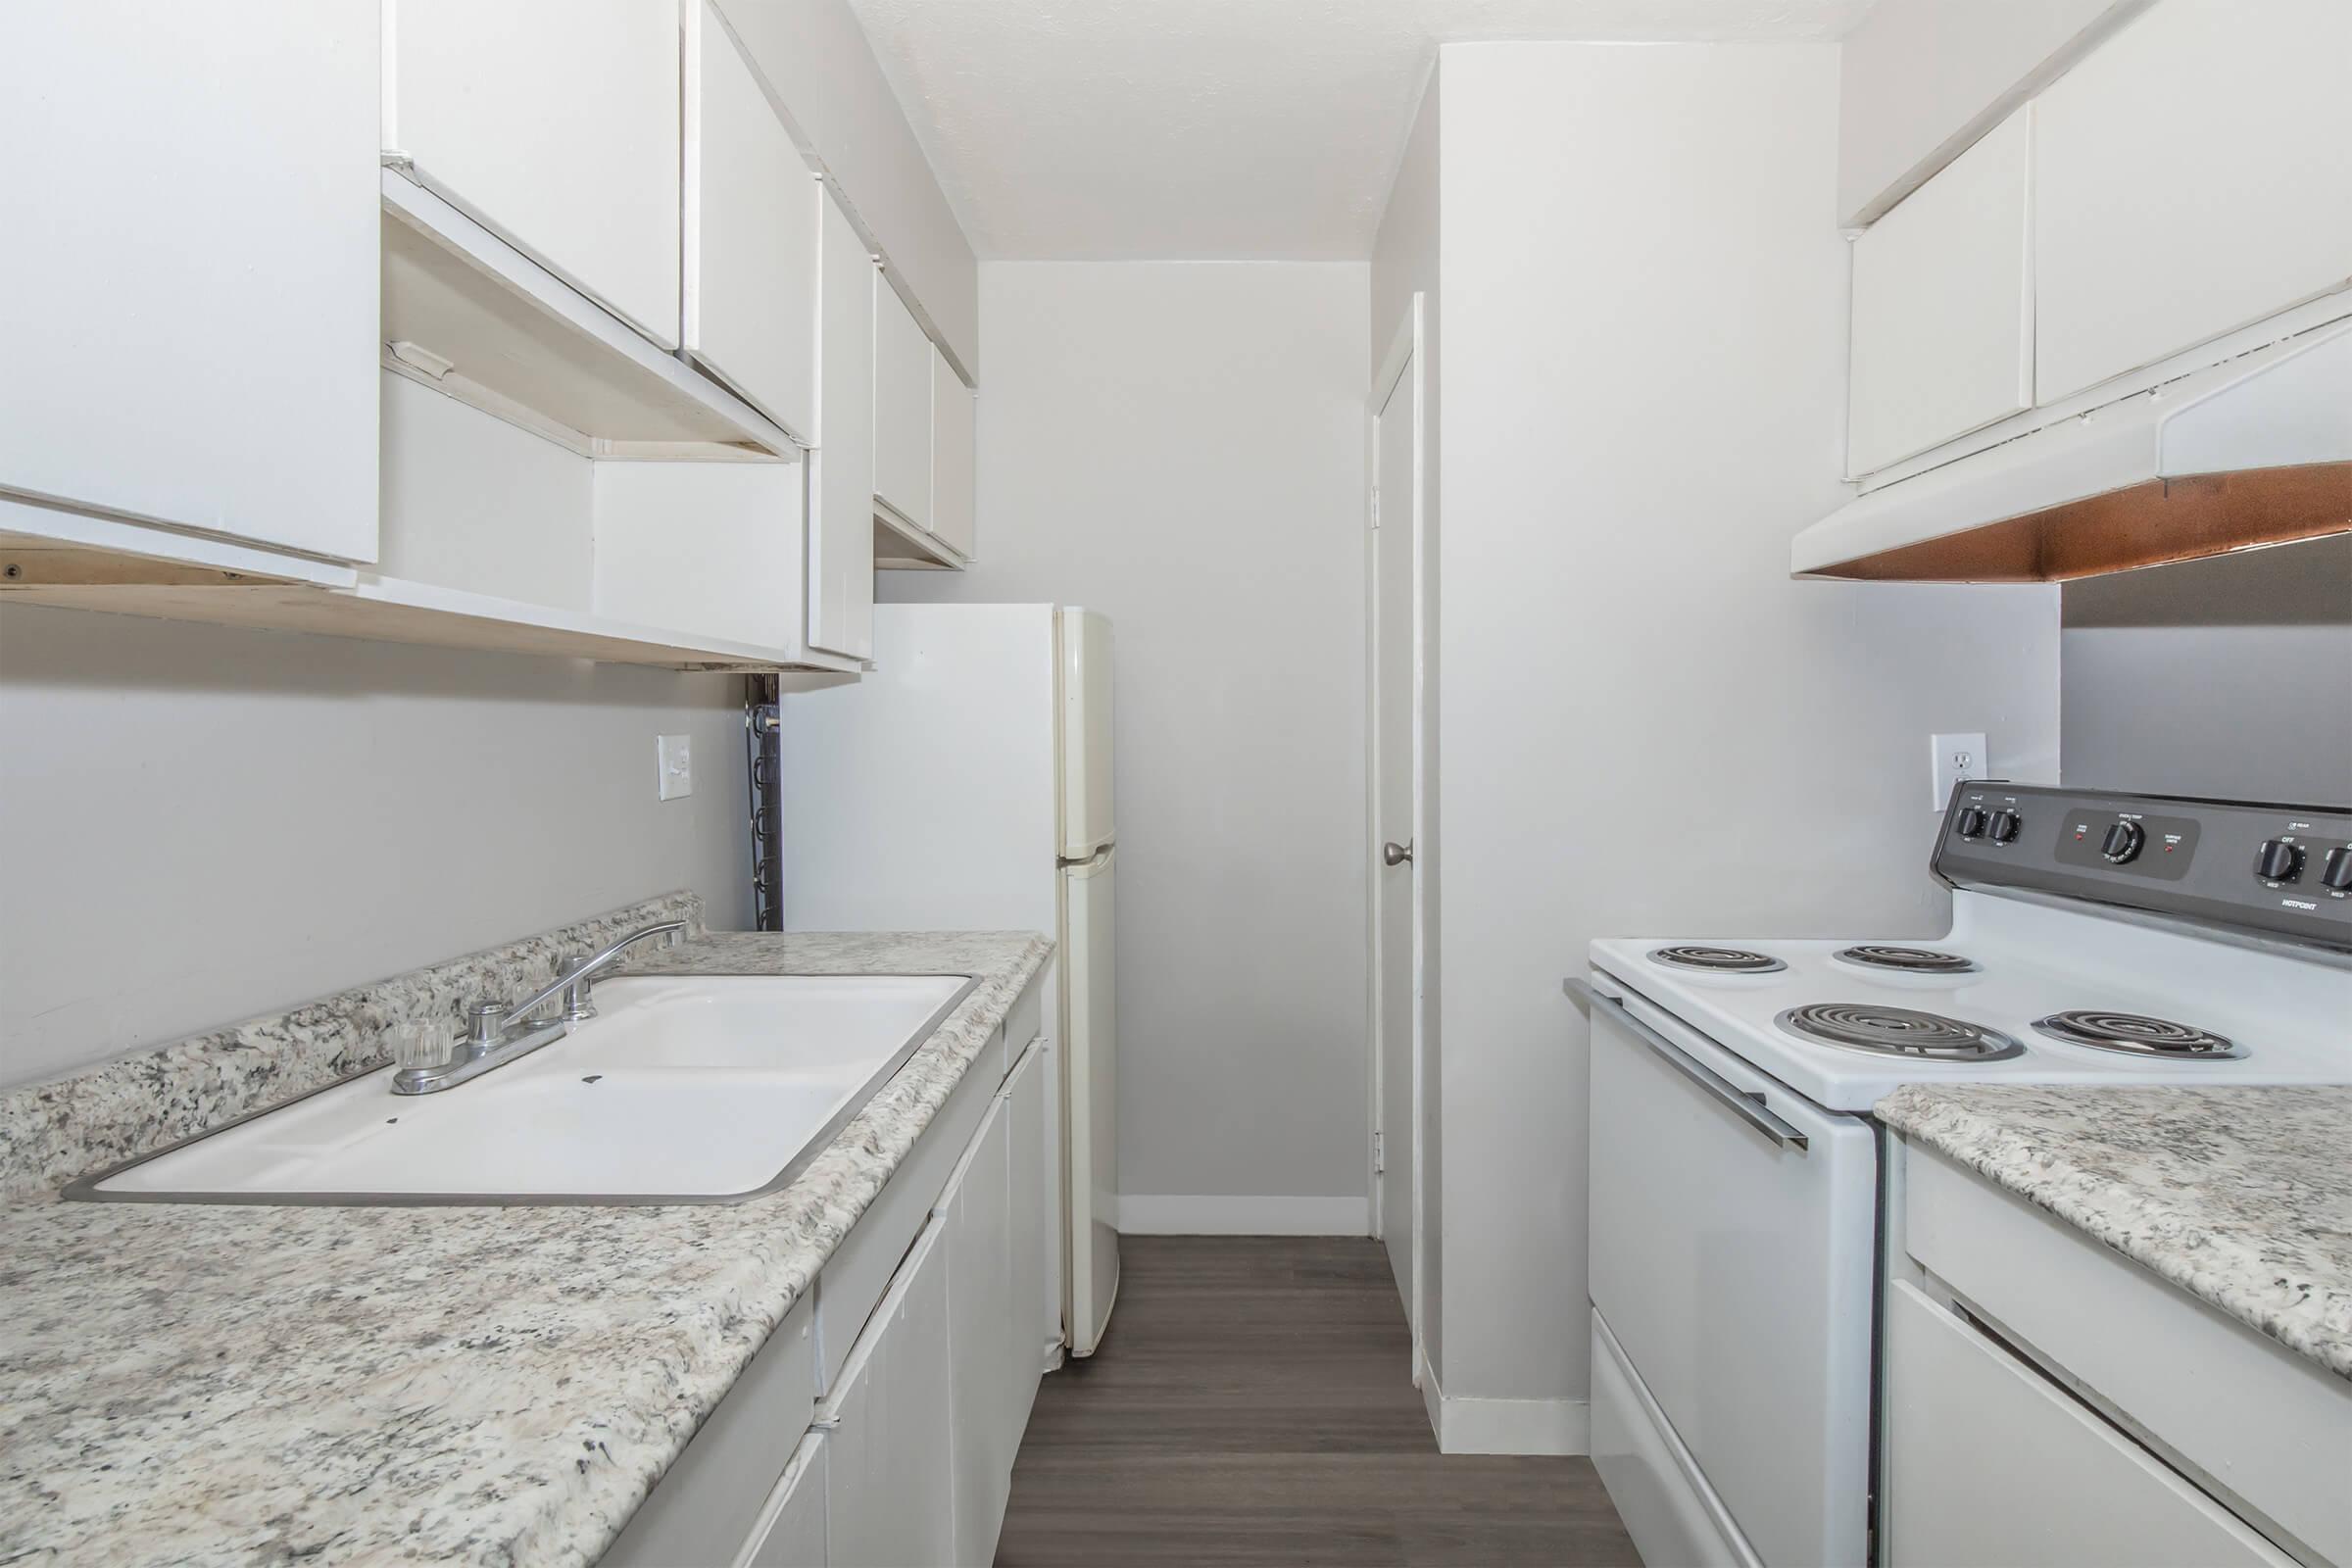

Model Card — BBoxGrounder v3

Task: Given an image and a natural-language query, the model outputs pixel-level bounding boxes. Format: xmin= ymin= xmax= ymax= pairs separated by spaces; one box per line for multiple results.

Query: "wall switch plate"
xmin=658 ymin=734 xmax=694 ymax=801
xmin=1931 ymin=732 xmax=1987 ymax=810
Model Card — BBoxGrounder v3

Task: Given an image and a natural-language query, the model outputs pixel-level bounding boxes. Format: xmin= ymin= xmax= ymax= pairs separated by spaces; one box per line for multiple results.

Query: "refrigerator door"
xmin=782 ymin=604 xmax=1059 ymax=936
xmin=1060 ymin=844 xmax=1119 ymax=1355
xmin=1057 ymin=608 xmax=1115 ymax=859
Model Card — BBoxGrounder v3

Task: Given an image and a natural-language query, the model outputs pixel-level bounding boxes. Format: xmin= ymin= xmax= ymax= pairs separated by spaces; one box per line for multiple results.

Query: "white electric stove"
xmin=1581 ymin=783 xmax=2352 ymax=1568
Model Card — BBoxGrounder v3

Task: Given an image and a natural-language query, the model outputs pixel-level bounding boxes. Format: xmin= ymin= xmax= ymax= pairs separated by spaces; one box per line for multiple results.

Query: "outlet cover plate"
xmin=1931 ymin=732 xmax=1986 ymax=811
xmin=658 ymin=734 xmax=694 ymax=801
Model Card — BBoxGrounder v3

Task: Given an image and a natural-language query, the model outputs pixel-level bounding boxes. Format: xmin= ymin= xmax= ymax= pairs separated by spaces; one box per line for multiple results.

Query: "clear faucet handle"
xmin=386 ymin=1022 xmax=447 ymax=1072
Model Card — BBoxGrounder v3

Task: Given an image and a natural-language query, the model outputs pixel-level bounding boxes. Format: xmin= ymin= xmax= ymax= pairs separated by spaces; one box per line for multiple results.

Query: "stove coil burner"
xmin=1648 ymin=946 xmax=1786 ymax=974
xmin=1778 ymin=1003 xmax=2023 ymax=1060
xmin=1835 ymin=945 xmax=1979 ymax=975
xmin=2033 ymin=1011 xmax=2244 ymax=1059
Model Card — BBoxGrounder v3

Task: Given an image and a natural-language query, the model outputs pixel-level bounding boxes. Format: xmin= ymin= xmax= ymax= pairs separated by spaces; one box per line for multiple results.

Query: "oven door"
xmin=1587 ymin=972 xmax=1877 ymax=1568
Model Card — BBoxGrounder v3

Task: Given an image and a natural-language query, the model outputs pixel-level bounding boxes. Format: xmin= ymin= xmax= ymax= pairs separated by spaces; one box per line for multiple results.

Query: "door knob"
xmin=1382 ymin=840 xmax=1413 ymax=867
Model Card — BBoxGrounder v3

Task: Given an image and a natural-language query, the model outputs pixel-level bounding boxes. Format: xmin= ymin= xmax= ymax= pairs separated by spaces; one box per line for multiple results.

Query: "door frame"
xmin=1364 ymin=295 xmax=1428 ymax=1369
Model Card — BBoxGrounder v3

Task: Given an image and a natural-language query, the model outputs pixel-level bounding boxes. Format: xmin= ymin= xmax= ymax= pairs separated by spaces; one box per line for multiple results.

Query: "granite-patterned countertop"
xmin=1880 ymin=1084 xmax=2352 ymax=1381
xmin=0 ymin=928 xmax=1051 ymax=1567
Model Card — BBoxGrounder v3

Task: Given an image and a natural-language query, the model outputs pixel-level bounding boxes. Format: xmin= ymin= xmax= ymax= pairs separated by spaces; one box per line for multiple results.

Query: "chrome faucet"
xmin=389 ymin=920 xmax=686 ymax=1095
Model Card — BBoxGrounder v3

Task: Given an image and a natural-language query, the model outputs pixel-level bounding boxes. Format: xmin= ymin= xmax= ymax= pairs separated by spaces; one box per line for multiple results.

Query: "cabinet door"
xmin=388 ymin=0 xmax=680 ymax=349
xmin=807 ymin=190 xmax=875 ymax=662
xmin=826 ymin=1216 xmax=955 ymax=1568
xmin=1005 ymin=1041 xmax=1055 ymax=1411
xmin=1885 ymin=1282 xmax=2291 ymax=1567
xmin=2034 ymin=0 xmax=2352 ymax=403
xmin=872 ymin=280 xmax=935 ymax=532
xmin=743 ymin=1432 xmax=829 ymax=1568
xmin=930 ymin=349 xmax=976 ymax=558
xmin=946 ymin=1089 xmax=1015 ymax=1568
xmin=684 ymin=0 xmax=818 ymax=442
xmin=0 ymin=1 xmax=376 ymax=564
xmin=1847 ymin=107 xmax=2034 ymax=475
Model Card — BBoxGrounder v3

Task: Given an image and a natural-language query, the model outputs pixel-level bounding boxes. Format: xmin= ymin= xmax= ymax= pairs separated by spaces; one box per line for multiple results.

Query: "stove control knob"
xmin=1955 ymin=808 xmax=1988 ymax=839
xmin=2255 ymin=839 xmax=2305 ymax=882
xmin=1986 ymin=809 xmax=2021 ymax=844
xmin=2099 ymin=820 xmax=2144 ymax=864
xmin=2319 ymin=845 xmax=2352 ymax=892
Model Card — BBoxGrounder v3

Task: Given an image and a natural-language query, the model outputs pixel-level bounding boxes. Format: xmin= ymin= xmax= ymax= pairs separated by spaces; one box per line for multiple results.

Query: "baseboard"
xmin=1116 ymin=1194 xmax=1371 ymax=1236
xmin=1414 ymin=1342 xmax=1591 ymax=1456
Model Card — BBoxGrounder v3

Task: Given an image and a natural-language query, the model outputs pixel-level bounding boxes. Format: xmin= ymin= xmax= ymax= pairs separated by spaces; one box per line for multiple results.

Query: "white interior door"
xmin=1369 ymin=305 xmax=1424 ymax=1338
xmin=1062 ymin=845 xmax=1119 ymax=1356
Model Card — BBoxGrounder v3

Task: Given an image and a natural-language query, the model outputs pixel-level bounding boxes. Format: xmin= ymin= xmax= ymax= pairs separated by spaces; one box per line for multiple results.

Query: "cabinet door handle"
xmin=1572 ymin=979 xmax=1809 ymax=1152
xmin=1382 ymin=840 xmax=1413 ymax=867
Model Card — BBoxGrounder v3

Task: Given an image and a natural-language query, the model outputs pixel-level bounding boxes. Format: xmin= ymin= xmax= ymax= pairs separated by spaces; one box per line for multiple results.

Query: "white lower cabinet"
xmin=1004 ymin=1042 xmax=1055 ymax=1404
xmin=742 ymin=1433 xmax=829 ymax=1568
xmin=946 ymin=1088 xmax=1016 ymax=1568
xmin=595 ymin=983 xmax=1054 ymax=1567
xmin=825 ymin=1213 xmax=956 ymax=1568
xmin=1886 ymin=1282 xmax=2290 ymax=1567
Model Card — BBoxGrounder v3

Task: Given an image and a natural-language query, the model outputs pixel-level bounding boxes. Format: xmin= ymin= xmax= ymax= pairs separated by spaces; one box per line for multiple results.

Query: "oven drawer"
xmin=1886 ymin=1280 xmax=2293 ymax=1567
xmin=1587 ymin=977 xmax=1877 ymax=1568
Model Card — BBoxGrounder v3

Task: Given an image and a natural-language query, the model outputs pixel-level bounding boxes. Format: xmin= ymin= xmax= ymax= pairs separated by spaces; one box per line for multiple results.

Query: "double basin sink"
xmin=69 ymin=974 xmax=975 ymax=1205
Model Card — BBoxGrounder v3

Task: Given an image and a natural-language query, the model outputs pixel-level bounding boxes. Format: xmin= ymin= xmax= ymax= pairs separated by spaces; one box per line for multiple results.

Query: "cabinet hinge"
xmin=1372 ymin=1129 xmax=1385 ymax=1174
xmin=1369 ymin=487 xmax=1381 ymax=529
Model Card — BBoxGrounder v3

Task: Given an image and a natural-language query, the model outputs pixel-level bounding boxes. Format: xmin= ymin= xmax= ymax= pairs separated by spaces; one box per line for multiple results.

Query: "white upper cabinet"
xmin=808 ymin=190 xmax=876 ymax=662
xmin=2034 ymin=0 xmax=2352 ymax=403
xmin=386 ymin=0 xmax=681 ymax=350
xmin=1847 ymin=107 xmax=2034 ymax=476
xmin=683 ymin=0 xmax=819 ymax=443
xmin=872 ymin=279 xmax=936 ymax=532
xmin=0 ymin=1 xmax=377 ymax=565
xmin=930 ymin=349 xmax=976 ymax=559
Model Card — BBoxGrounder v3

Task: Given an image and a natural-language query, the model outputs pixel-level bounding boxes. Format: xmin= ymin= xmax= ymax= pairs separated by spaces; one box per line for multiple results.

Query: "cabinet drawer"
xmin=603 ymin=1291 xmax=817 ymax=1567
xmin=1904 ymin=1145 xmax=2351 ymax=1564
xmin=1886 ymin=1282 xmax=2289 ymax=1567
xmin=815 ymin=1025 xmax=1004 ymax=1389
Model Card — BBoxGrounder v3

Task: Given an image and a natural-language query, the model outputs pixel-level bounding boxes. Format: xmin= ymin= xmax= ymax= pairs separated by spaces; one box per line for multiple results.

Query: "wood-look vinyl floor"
xmin=994 ymin=1237 xmax=1641 ymax=1567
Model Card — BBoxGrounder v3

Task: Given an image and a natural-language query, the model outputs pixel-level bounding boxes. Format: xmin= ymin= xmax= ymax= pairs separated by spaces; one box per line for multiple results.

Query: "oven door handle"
xmin=1573 ymin=979 xmax=1810 ymax=1152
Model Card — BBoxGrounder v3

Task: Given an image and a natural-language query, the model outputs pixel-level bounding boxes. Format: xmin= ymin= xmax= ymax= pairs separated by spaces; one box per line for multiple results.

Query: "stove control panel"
xmin=1935 ymin=784 xmax=2352 ymax=953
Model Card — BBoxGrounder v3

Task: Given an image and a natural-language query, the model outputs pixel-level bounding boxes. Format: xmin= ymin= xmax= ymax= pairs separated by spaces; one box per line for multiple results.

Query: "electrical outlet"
xmin=1931 ymin=732 xmax=1987 ymax=811
xmin=658 ymin=734 xmax=694 ymax=801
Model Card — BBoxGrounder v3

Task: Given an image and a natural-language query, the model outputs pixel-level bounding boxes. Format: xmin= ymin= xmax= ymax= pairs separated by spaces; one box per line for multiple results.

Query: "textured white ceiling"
xmin=845 ymin=0 xmax=1878 ymax=258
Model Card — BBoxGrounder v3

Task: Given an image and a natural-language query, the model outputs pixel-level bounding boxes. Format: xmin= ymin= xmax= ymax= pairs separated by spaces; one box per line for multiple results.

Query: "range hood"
xmin=1793 ymin=318 xmax=2352 ymax=582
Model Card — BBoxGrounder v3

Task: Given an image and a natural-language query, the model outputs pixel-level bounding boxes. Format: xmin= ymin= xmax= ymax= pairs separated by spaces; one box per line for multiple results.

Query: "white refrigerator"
xmin=781 ymin=603 xmax=1120 ymax=1357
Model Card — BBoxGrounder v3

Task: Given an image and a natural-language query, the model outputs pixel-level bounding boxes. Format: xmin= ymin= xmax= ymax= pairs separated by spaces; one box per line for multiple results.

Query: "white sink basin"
xmin=74 ymin=974 xmax=973 ymax=1204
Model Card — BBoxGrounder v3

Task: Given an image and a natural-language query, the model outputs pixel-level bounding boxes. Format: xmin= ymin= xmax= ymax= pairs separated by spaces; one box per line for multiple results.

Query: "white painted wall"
xmin=881 ymin=261 xmax=1372 ymax=1217
xmin=718 ymin=0 xmax=978 ymax=374
xmin=1433 ymin=40 xmax=2060 ymax=1421
xmin=1369 ymin=68 xmax=1445 ymax=1373
xmin=0 ymin=606 xmax=750 ymax=1089
xmin=1837 ymin=0 xmax=2145 ymax=223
